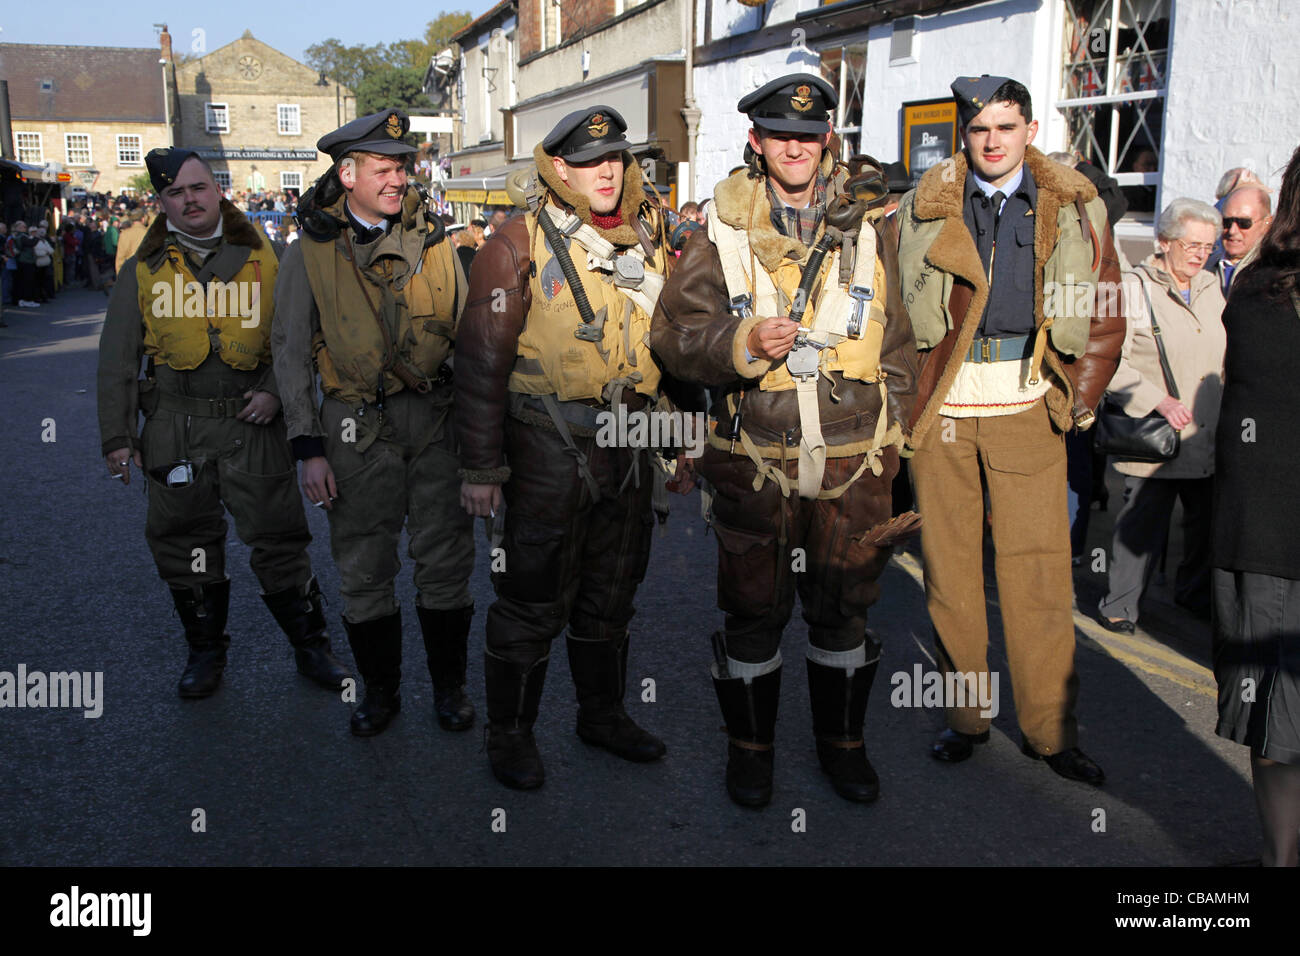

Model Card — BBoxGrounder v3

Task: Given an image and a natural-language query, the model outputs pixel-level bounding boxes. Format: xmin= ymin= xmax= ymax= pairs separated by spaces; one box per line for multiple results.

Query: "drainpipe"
xmin=680 ymin=0 xmax=701 ymax=203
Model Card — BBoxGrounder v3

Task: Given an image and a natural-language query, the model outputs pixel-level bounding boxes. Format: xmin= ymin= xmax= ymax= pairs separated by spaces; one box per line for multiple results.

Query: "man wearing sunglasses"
xmin=1207 ymin=186 xmax=1273 ymax=297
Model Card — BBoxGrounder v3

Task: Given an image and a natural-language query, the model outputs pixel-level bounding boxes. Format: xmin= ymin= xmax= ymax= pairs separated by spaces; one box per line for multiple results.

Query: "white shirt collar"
xmin=346 ymin=202 xmax=390 ymax=234
xmin=972 ymin=166 xmax=1025 ymax=211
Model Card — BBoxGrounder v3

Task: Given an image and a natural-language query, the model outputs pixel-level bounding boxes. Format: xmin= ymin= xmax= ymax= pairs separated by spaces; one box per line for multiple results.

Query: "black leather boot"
xmin=566 ymin=632 xmax=666 ymax=762
xmin=484 ymin=651 xmax=548 ymax=790
xmin=711 ymin=650 xmax=781 ymax=808
xmin=261 ymin=577 xmax=351 ymax=690
xmin=416 ymin=604 xmax=476 ymax=731
xmin=170 ymin=580 xmax=231 ymax=699
xmin=344 ymin=612 xmax=402 ymax=737
xmin=807 ymin=654 xmax=880 ymax=803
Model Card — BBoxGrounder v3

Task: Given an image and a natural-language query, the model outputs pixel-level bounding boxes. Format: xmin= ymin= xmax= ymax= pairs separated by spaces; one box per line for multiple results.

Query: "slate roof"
xmin=0 ymin=44 xmax=165 ymax=123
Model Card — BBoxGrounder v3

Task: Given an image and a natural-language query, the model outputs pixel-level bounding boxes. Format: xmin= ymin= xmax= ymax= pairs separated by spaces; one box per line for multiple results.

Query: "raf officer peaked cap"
xmin=318 ymin=109 xmax=416 ymax=161
xmin=542 ymin=106 xmax=633 ymax=163
xmin=951 ymin=75 xmax=1016 ymax=129
xmin=738 ymin=73 xmax=837 ymax=134
xmin=146 ymin=147 xmax=201 ymax=193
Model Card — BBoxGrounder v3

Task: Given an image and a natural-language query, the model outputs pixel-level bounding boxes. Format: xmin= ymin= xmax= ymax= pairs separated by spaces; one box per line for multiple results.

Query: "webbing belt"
xmin=156 ymin=391 xmax=245 ymax=418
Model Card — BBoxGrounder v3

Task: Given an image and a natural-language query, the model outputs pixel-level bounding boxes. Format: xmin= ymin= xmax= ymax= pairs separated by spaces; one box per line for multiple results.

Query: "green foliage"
xmin=306 ymin=12 xmax=473 ymax=92
xmin=126 ymin=172 xmax=153 ymax=195
xmin=356 ymin=67 xmax=431 ymax=120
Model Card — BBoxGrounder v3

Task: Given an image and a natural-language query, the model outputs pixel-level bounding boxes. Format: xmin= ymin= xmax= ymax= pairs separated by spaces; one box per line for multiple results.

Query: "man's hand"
xmin=461 ymin=481 xmax=503 ymax=518
xmin=301 ymin=456 xmax=338 ymax=510
xmin=1155 ymin=395 xmax=1193 ymax=430
xmin=747 ymin=316 xmax=801 ymax=361
xmin=105 ymin=449 xmax=143 ymax=486
xmin=237 ymin=389 xmax=281 ymax=425
xmin=666 ymin=456 xmax=697 ymax=495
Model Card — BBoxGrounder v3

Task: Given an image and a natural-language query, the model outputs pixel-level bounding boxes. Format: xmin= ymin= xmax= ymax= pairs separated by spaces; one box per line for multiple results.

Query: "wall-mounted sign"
xmin=193 ymin=148 xmax=318 ymax=161
xmin=901 ymin=98 xmax=959 ymax=186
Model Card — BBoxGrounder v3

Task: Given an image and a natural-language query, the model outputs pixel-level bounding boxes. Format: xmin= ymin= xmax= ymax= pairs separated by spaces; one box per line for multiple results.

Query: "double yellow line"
xmin=890 ymin=552 xmax=1216 ymax=698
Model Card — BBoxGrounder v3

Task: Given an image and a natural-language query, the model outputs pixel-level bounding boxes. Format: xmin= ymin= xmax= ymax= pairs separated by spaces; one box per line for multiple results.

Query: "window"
xmin=277 ymin=104 xmax=301 ymax=136
xmin=205 ymin=102 xmax=230 ymax=133
xmin=280 ymin=171 xmax=303 ymax=191
xmin=819 ymin=43 xmax=867 ymax=160
xmin=1058 ymin=0 xmax=1170 ymax=213
xmin=117 ymin=135 xmax=143 ymax=166
xmin=889 ymin=16 xmax=917 ymax=65
xmin=65 ymin=133 xmax=92 ymax=166
xmin=540 ymin=0 xmax=562 ymax=51
xmin=212 ymin=170 xmax=232 ymax=191
xmin=16 ymin=132 xmax=42 ymax=164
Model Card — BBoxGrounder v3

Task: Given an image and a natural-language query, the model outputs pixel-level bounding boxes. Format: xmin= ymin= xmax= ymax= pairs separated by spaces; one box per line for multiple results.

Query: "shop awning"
xmin=439 ymin=160 xmax=533 ymax=204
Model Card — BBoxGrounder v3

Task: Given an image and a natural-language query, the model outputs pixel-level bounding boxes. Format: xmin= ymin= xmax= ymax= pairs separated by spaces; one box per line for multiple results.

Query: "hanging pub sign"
xmin=901 ymin=98 xmax=959 ymax=186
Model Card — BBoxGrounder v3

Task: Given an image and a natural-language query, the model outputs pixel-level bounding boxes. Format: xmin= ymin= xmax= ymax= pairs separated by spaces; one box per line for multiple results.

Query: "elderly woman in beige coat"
xmin=1099 ymin=198 xmax=1227 ymax=632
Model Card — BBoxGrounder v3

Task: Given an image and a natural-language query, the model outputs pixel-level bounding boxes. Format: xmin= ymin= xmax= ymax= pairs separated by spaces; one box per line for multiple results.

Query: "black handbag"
xmin=1094 ymin=275 xmax=1181 ymax=463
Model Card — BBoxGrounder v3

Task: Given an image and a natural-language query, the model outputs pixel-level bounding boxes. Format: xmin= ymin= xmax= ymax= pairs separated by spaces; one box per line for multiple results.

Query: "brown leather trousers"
xmin=485 ymin=414 xmax=655 ymax=664
xmin=698 ymin=444 xmax=898 ymax=663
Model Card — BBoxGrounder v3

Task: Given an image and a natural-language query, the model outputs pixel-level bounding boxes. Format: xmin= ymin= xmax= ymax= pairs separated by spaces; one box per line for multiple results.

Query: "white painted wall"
xmin=859 ymin=0 xmax=1047 ymax=166
xmin=1161 ymin=0 xmax=1299 ymax=203
xmin=693 ymin=44 xmax=820 ymax=198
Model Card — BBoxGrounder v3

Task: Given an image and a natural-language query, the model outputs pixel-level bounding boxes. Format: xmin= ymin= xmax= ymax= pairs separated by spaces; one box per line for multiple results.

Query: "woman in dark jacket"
xmin=1212 ymin=141 xmax=1300 ymax=867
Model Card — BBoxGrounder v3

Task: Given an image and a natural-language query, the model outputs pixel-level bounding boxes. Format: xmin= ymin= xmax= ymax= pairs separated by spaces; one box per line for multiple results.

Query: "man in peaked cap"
xmin=651 ymin=73 xmax=921 ymax=807
xmin=895 ymin=75 xmax=1124 ymax=784
xmin=455 ymin=104 xmax=678 ymax=789
xmin=97 ymin=146 xmax=351 ymax=701
xmin=272 ymin=109 xmax=477 ymax=737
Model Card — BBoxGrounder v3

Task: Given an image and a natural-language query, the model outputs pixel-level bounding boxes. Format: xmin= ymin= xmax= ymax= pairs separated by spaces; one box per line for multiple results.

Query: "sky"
xmin=0 ymin=0 xmax=497 ymax=64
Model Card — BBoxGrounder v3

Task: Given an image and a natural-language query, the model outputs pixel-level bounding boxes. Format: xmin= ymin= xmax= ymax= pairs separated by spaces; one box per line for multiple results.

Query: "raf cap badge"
xmin=791 ymin=85 xmax=814 ymax=113
xmin=588 ymin=113 xmax=610 ymax=137
xmin=386 ymin=113 xmax=403 ymax=138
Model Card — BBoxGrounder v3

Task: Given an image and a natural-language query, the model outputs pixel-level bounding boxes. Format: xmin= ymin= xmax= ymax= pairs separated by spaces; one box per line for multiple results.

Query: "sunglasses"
xmin=1222 ymin=216 xmax=1257 ymax=231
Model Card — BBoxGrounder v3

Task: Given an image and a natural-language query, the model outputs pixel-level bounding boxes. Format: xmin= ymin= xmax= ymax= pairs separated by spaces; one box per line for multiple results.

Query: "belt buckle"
xmin=846 ymin=284 xmax=873 ymax=339
xmin=981 ymin=339 xmax=992 ymax=363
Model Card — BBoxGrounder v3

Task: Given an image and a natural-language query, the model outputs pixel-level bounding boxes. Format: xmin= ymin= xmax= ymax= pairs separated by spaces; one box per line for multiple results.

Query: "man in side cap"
xmin=652 ymin=73 xmax=921 ymax=808
xmin=455 ymin=105 xmax=676 ymax=790
xmin=272 ymin=109 xmax=475 ymax=738
xmin=895 ymin=75 xmax=1124 ymax=784
xmin=97 ymin=147 xmax=350 ymax=701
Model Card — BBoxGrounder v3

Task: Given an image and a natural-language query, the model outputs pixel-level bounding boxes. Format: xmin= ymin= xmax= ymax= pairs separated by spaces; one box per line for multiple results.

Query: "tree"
xmin=304 ymin=38 xmax=401 ymax=92
xmin=356 ymin=67 xmax=431 ymax=120
xmin=127 ymin=172 xmax=153 ymax=195
xmin=395 ymin=12 xmax=474 ymax=72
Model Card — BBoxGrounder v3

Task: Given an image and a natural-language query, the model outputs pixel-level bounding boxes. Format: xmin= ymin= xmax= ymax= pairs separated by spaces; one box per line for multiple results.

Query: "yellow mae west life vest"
xmin=138 ymin=241 xmax=276 ymax=371
xmin=508 ymin=205 xmax=667 ymax=403
xmin=301 ymin=224 xmax=461 ymax=406
xmin=708 ymin=207 xmax=894 ymax=499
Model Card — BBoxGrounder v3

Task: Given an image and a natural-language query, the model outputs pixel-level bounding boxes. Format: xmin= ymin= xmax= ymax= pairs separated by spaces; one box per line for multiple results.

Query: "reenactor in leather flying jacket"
xmin=272 ymin=110 xmax=476 ymax=737
xmin=97 ymin=147 xmax=351 ymax=699
xmin=651 ymin=75 xmax=921 ymax=808
xmin=456 ymin=106 xmax=675 ymax=790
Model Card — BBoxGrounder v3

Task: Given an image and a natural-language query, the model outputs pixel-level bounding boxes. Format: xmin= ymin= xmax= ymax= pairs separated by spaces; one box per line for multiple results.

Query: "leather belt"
xmin=965 ymin=334 xmax=1032 ymax=364
xmin=156 ymin=391 xmax=245 ymax=418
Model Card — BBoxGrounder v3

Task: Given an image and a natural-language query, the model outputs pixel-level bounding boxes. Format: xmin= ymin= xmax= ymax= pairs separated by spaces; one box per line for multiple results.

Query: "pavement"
xmin=0 ymin=288 xmax=1260 ymax=866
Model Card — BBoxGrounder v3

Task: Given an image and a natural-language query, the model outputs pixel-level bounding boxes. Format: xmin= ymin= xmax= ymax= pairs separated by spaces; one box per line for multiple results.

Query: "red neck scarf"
xmin=590 ymin=210 xmax=624 ymax=230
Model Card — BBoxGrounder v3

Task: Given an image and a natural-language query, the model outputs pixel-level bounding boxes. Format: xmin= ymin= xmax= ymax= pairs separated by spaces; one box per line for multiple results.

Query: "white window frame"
xmin=205 ymin=102 xmax=230 ymax=134
xmin=1057 ymin=0 xmax=1168 ymax=187
xmin=280 ymin=171 xmax=303 ymax=191
xmin=15 ymin=132 xmax=43 ymax=164
xmin=65 ymin=133 xmax=92 ymax=166
xmin=116 ymin=134 xmax=144 ymax=166
xmin=212 ymin=170 xmax=232 ymax=191
xmin=277 ymin=104 xmax=301 ymax=136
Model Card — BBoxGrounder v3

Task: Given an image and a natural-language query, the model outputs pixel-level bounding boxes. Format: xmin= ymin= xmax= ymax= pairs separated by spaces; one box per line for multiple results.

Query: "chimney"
xmin=159 ymin=25 xmax=173 ymax=62
xmin=0 ymin=81 xmax=14 ymax=161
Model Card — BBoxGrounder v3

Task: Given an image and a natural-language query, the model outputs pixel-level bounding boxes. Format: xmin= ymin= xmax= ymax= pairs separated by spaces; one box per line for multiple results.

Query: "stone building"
xmin=0 ymin=42 xmax=170 ymax=195
xmin=170 ymin=29 xmax=356 ymax=197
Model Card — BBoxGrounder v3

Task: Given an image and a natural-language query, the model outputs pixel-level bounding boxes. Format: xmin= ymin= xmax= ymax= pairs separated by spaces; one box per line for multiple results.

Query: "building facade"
xmin=170 ymin=29 xmax=355 ymax=197
xmin=0 ymin=42 xmax=170 ymax=195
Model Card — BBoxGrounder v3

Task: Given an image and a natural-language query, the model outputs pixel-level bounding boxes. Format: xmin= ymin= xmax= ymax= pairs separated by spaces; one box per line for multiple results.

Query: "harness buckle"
xmin=846 ymin=284 xmax=873 ymax=339
xmin=728 ymin=294 xmax=754 ymax=321
xmin=611 ymin=254 xmax=645 ymax=289
xmin=785 ymin=341 xmax=821 ymax=381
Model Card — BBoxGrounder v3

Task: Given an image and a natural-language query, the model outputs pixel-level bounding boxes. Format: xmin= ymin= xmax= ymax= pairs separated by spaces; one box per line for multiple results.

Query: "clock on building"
xmin=238 ymin=55 xmax=262 ymax=80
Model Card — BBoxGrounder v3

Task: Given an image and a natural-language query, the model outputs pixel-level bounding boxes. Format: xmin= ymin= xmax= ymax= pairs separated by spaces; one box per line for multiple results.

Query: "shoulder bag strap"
xmin=1136 ymin=272 xmax=1180 ymax=401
